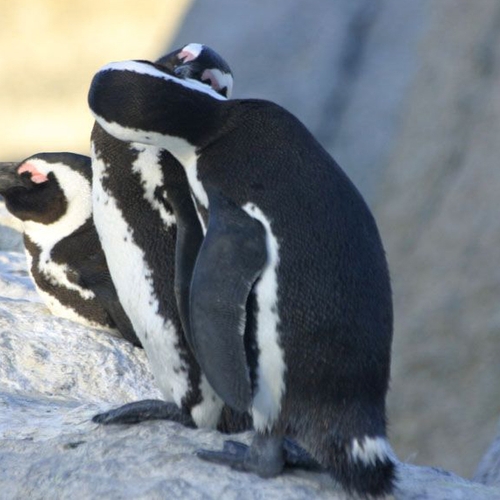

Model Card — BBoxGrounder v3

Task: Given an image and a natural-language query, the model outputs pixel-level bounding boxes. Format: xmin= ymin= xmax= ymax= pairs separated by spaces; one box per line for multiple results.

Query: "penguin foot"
xmin=92 ymin=399 xmax=196 ymax=427
xmin=197 ymin=437 xmax=321 ymax=474
xmin=197 ymin=433 xmax=285 ymax=478
xmin=282 ymin=437 xmax=323 ymax=471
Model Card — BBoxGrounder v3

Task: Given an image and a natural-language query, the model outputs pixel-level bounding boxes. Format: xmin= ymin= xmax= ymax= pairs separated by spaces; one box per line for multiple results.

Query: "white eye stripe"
xmin=22 ymin=160 xmax=92 ymax=248
xmin=96 ymin=61 xmax=227 ymax=101
xmin=180 ymin=43 xmax=203 ymax=59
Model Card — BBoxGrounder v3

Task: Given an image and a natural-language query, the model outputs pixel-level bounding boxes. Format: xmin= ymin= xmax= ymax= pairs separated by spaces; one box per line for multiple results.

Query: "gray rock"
xmin=1 ymin=225 xmax=500 ymax=499
xmin=376 ymin=1 xmax=500 ymax=476
xmin=1 ymin=391 xmax=499 ymax=500
xmin=474 ymin=422 xmax=500 ymax=487
xmin=0 ymin=200 xmax=23 ymax=252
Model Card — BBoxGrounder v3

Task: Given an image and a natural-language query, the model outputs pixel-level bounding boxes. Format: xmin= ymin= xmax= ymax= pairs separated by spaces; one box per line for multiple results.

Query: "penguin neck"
xmin=23 ymin=195 xmax=92 ymax=251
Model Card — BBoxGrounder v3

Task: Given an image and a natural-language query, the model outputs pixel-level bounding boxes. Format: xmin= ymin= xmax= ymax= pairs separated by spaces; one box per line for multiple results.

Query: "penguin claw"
xmin=92 ymin=399 xmax=196 ymax=427
xmin=222 ymin=440 xmax=250 ymax=454
xmin=197 ymin=437 xmax=322 ymax=475
xmin=196 ymin=442 xmax=248 ymax=470
xmin=198 ymin=434 xmax=284 ymax=478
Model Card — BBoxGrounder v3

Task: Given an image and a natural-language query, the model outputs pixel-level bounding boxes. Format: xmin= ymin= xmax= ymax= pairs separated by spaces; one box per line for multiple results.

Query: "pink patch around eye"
xmin=201 ymin=69 xmax=220 ymax=90
xmin=178 ymin=50 xmax=196 ymax=63
xmin=18 ymin=162 xmax=48 ymax=184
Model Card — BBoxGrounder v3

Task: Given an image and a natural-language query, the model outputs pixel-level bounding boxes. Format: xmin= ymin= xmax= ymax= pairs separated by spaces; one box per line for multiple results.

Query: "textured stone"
xmin=1 ymin=216 xmax=500 ymax=499
xmin=475 ymin=422 xmax=500 ymax=487
xmin=376 ymin=0 xmax=500 ymax=476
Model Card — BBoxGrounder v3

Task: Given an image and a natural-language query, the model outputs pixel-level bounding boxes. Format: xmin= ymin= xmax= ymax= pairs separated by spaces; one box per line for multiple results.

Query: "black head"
xmin=89 ymin=44 xmax=233 ymax=150
xmin=89 ymin=60 xmax=227 ymax=149
xmin=156 ymin=43 xmax=233 ymax=98
xmin=0 ymin=152 xmax=91 ymax=225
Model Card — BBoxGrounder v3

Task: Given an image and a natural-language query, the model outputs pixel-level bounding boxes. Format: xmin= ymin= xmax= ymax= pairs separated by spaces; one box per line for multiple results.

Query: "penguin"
xmin=0 ymin=153 xmax=141 ymax=347
xmin=88 ymin=59 xmax=396 ymax=497
xmin=88 ymin=44 xmax=252 ymax=433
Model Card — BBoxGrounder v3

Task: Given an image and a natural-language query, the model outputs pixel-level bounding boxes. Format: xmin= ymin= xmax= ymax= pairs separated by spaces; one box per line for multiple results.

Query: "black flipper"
xmin=92 ymin=399 xmax=195 ymax=427
xmin=162 ymin=159 xmax=205 ymax=354
xmin=189 ymin=191 xmax=267 ymax=413
xmin=89 ymin=273 xmax=142 ymax=348
xmin=75 ymin=252 xmax=142 ymax=348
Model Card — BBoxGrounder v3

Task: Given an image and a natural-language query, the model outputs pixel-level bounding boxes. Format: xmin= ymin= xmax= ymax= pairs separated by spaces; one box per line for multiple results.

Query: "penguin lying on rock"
xmin=88 ymin=57 xmax=396 ymax=497
xmin=0 ymin=153 xmax=141 ymax=346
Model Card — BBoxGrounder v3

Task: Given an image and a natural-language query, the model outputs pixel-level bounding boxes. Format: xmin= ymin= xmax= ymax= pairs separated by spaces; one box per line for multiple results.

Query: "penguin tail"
xmin=313 ymin=434 xmax=396 ymax=498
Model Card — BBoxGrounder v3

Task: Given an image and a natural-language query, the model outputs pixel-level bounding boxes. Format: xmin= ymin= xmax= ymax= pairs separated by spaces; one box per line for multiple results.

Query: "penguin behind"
xmin=88 ymin=61 xmax=396 ymax=497
xmin=88 ymin=44 xmax=253 ymax=433
xmin=0 ymin=153 xmax=141 ymax=347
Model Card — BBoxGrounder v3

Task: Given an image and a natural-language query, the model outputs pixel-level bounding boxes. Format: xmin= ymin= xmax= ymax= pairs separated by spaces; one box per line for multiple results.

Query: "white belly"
xmin=92 ymin=154 xmax=189 ymax=405
xmin=91 ymin=148 xmax=223 ymax=428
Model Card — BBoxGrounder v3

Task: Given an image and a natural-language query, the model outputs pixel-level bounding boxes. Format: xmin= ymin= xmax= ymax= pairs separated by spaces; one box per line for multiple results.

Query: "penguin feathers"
xmin=88 ymin=58 xmax=395 ymax=497
xmin=89 ymin=44 xmax=254 ymax=432
xmin=0 ymin=153 xmax=141 ymax=346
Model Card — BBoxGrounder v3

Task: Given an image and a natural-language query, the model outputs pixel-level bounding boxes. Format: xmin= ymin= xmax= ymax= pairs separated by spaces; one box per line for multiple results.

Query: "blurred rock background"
xmin=1 ymin=0 xmax=500 ymax=480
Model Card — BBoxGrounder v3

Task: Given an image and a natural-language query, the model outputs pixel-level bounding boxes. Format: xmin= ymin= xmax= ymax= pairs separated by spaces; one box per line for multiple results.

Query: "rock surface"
xmin=0 ymin=227 xmax=500 ymax=499
xmin=475 ymin=422 xmax=500 ymax=487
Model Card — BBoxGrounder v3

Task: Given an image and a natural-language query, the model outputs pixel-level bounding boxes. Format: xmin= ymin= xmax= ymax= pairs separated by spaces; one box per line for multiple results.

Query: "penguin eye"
xmin=18 ymin=163 xmax=49 ymax=184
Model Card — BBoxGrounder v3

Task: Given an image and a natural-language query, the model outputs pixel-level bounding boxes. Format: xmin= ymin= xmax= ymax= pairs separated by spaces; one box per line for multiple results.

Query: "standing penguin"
xmin=89 ymin=44 xmax=251 ymax=432
xmin=88 ymin=60 xmax=396 ymax=497
xmin=0 ymin=153 xmax=141 ymax=346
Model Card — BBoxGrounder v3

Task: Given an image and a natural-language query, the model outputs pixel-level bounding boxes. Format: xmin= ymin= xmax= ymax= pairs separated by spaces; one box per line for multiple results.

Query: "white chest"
xmin=91 ymin=145 xmax=223 ymax=427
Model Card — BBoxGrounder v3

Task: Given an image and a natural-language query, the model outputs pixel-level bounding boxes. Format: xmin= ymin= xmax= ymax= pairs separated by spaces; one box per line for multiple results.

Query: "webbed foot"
xmin=92 ymin=399 xmax=196 ymax=427
xmin=197 ymin=433 xmax=284 ymax=478
xmin=197 ymin=435 xmax=322 ymax=475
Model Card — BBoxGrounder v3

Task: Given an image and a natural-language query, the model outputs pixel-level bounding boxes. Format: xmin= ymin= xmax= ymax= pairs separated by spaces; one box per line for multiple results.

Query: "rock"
xmin=1 ymin=392 xmax=499 ymax=500
xmin=474 ymin=422 xmax=500 ymax=487
xmin=394 ymin=462 xmax=500 ymax=500
xmin=1 ymin=226 xmax=500 ymax=499
xmin=0 ymin=254 xmax=160 ymax=405
xmin=376 ymin=0 xmax=500 ymax=476
xmin=0 ymin=201 xmax=23 ymax=252
xmin=0 ymin=252 xmax=345 ymax=499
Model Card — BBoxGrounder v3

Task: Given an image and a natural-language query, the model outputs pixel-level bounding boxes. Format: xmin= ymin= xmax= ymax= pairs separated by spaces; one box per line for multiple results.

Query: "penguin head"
xmin=89 ymin=59 xmax=226 ymax=150
xmin=0 ymin=152 xmax=92 ymax=225
xmin=156 ymin=43 xmax=233 ymax=98
xmin=89 ymin=44 xmax=233 ymax=151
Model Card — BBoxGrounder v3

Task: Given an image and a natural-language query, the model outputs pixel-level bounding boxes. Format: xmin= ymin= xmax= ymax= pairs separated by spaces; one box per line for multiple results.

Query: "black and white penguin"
xmin=89 ymin=44 xmax=251 ymax=432
xmin=88 ymin=59 xmax=396 ymax=497
xmin=0 ymin=153 xmax=141 ymax=346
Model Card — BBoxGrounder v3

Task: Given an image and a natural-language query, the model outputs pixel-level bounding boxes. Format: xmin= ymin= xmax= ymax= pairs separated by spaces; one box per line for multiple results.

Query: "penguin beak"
xmin=0 ymin=162 xmax=30 ymax=191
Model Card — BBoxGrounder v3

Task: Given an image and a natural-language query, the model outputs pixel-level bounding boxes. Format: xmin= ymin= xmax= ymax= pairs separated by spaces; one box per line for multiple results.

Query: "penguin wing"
xmin=76 ymin=255 xmax=143 ymax=348
xmin=190 ymin=191 xmax=267 ymax=412
xmin=93 ymin=284 xmax=143 ymax=348
xmin=172 ymin=187 xmax=205 ymax=356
